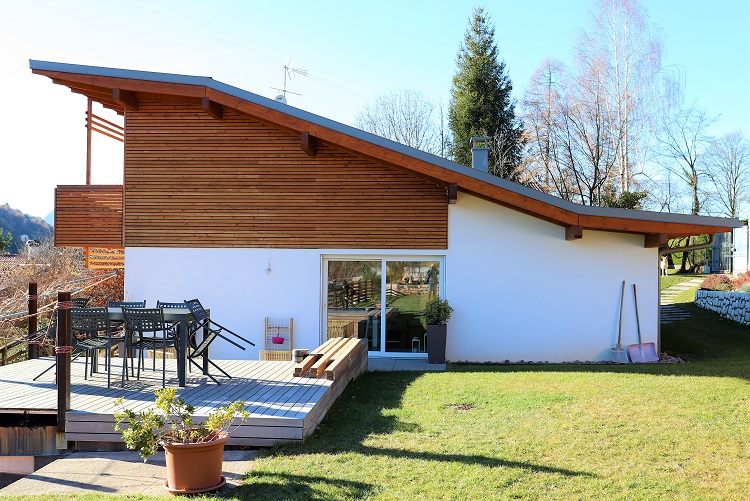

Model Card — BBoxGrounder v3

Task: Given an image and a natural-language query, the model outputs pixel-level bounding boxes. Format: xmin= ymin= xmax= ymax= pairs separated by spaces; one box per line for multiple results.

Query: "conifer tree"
xmin=0 ymin=228 xmax=12 ymax=254
xmin=449 ymin=7 xmax=522 ymax=179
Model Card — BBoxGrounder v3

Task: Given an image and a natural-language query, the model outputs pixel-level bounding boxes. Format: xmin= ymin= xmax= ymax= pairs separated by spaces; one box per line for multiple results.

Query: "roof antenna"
xmin=272 ymin=59 xmax=308 ymax=104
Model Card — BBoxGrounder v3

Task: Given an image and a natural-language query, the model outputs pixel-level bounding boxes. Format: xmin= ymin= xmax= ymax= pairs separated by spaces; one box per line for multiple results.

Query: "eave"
xmin=31 ymin=60 xmax=742 ymax=242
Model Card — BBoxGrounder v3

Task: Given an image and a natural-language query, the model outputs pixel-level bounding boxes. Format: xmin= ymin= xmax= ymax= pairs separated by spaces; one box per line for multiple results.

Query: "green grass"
xmin=3 ymin=293 xmax=748 ymax=501
xmin=228 ymin=301 xmax=749 ymax=500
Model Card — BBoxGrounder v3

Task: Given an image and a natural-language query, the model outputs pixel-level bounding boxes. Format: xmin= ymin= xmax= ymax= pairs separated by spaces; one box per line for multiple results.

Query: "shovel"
xmin=628 ymin=284 xmax=659 ymax=363
xmin=611 ymin=281 xmax=629 ymax=363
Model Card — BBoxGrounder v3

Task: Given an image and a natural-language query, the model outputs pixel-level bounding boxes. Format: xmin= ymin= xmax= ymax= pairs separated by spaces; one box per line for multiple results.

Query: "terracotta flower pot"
xmin=162 ymin=433 xmax=229 ymax=494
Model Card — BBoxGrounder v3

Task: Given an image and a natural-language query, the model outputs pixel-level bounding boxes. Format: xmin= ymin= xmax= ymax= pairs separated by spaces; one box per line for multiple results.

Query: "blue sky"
xmin=1 ymin=0 xmax=748 ymax=218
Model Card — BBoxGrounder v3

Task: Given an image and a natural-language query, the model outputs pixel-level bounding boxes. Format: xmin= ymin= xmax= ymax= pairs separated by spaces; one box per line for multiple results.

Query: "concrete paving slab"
xmin=368 ymin=358 xmax=446 ymax=372
xmin=0 ymin=449 xmax=257 ymax=496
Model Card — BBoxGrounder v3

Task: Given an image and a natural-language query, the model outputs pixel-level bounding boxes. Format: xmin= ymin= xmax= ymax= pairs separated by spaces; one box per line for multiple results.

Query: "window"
xmin=324 ymin=257 xmax=443 ymax=356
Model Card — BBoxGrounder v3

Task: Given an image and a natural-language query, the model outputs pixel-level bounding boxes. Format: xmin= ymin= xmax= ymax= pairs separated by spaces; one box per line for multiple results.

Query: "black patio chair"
xmin=108 ymin=300 xmax=147 ymax=309
xmin=72 ymin=297 xmax=91 ymax=308
xmin=156 ymin=301 xmax=186 ymax=309
xmin=71 ymin=307 xmax=115 ymax=388
xmin=30 ymin=313 xmax=88 ymax=382
xmin=108 ymin=300 xmax=146 ymax=376
xmin=121 ymin=307 xmax=178 ymax=388
xmin=183 ymin=298 xmax=255 ymax=384
xmin=155 ymin=301 xmax=186 ymax=335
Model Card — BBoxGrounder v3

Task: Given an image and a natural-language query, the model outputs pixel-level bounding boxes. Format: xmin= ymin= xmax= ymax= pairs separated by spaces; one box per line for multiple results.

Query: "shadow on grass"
xmin=234 ymin=372 xmax=594 ymax=500
xmin=354 ymin=445 xmax=593 ymax=477
xmin=234 ymin=472 xmax=376 ymax=501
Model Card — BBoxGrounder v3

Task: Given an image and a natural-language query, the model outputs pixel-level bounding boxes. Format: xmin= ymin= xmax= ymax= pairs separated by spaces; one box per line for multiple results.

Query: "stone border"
xmin=694 ymin=290 xmax=750 ymax=325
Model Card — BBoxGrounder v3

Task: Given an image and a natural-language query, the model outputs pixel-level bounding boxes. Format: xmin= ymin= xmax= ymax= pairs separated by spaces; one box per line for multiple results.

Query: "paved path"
xmin=0 ymin=450 xmax=256 ymax=496
xmin=660 ymin=277 xmax=704 ymax=324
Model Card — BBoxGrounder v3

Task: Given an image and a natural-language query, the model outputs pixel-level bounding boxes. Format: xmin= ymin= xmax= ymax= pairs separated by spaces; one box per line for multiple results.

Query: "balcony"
xmin=54 ymin=185 xmax=123 ymax=248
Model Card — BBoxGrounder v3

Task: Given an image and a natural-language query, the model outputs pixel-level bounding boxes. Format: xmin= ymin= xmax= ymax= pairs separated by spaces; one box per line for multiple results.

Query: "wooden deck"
xmin=0 ymin=354 xmax=366 ymax=448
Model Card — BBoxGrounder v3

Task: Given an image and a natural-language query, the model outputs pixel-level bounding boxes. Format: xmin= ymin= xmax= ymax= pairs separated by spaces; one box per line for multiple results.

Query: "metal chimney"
xmin=471 ymin=137 xmax=490 ymax=172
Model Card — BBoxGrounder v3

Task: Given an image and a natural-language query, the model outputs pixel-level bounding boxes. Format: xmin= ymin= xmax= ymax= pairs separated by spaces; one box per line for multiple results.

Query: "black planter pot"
xmin=426 ymin=324 xmax=447 ymax=364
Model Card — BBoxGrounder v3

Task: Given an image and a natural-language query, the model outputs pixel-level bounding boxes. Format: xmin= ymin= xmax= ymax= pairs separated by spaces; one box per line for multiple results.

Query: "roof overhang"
xmin=30 ymin=60 xmax=742 ymax=242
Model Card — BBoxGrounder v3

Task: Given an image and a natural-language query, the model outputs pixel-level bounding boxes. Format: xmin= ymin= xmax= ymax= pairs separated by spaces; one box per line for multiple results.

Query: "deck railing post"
xmin=27 ymin=282 xmax=38 ymax=360
xmin=56 ymin=291 xmax=72 ymax=450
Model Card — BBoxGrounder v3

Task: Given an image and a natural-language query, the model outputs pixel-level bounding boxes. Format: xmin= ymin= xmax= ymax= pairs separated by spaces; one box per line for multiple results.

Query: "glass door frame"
xmin=321 ymin=254 xmax=446 ymax=358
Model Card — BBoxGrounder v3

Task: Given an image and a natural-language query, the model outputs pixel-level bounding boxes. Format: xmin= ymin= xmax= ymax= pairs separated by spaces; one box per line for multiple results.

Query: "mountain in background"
xmin=45 ymin=210 xmax=55 ymax=226
xmin=0 ymin=204 xmax=53 ymax=253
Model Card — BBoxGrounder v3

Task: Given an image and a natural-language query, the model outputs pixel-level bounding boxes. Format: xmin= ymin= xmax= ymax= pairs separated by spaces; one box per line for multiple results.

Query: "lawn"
xmin=230 ymin=297 xmax=749 ymax=500
xmin=659 ymin=272 xmax=705 ymax=290
xmin=2 ymin=290 xmax=747 ymax=501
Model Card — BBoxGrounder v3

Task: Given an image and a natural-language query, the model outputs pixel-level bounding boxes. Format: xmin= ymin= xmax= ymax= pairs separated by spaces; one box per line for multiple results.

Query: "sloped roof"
xmin=30 ymin=60 xmax=741 ymax=241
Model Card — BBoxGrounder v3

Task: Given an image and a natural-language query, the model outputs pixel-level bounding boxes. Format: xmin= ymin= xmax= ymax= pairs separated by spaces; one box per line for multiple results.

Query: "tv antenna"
xmin=272 ymin=60 xmax=308 ymax=104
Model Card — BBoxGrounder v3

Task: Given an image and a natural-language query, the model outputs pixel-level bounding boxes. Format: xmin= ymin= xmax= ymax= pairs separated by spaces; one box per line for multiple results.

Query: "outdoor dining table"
xmin=107 ymin=306 xmax=194 ymax=387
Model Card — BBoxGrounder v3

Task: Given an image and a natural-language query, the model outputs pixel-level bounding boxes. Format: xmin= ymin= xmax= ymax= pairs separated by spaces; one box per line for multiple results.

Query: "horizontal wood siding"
xmin=55 ymin=185 xmax=123 ymax=248
xmin=124 ymin=102 xmax=447 ymax=248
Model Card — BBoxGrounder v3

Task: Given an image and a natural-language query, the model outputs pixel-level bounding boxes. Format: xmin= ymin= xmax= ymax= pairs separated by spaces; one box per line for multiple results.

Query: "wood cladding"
xmin=124 ymin=103 xmax=447 ymax=249
xmin=55 ymin=185 xmax=123 ymax=248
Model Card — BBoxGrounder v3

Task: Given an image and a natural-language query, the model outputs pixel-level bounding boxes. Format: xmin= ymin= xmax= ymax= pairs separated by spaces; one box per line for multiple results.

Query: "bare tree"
xmin=704 ymin=131 xmax=750 ymax=218
xmin=576 ymin=0 xmax=663 ymax=192
xmin=657 ymin=101 xmax=715 ymax=216
xmin=521 ymin=0 xmax=663 ymax=206
xmin=521 ymin=57 xmax=621 ymax=206
xmin=521 ymin=59 xmax=567 ymax=194
xmin=354 ymin=89 xmax=443 ymax=155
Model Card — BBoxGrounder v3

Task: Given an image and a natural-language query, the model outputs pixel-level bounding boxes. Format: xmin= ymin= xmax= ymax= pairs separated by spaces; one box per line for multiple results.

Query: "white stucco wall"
xmin=124 ymin=193 xmax=659 ymax=363
xmin=445 ymin=194 xmax=659 ymax=362
xmin=124 ymin=248 xmax=324 ymax=359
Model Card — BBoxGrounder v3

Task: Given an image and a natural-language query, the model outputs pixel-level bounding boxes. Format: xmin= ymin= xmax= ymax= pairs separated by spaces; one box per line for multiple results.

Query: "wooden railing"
xmin=85 ymin=248 xmax=125 ymax=270
xmin=55 ymin=185 xmax=123 ymax=248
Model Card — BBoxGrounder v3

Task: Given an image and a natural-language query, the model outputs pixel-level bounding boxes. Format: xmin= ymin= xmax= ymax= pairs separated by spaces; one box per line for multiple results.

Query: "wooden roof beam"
xmin=301 ymin=131 xmax=317 ymax=156
xmin=644 ymin=233 xmax=669 ymax=248
xmin=565 ymin=225 xmax=583 ymax=241
xmin=447 ymin=183 xmax=457 ymax=204
xmin=201 ymin=97 xmax=223 ymax=119
xmin=112 ymin=88 xmax=138 ymax=111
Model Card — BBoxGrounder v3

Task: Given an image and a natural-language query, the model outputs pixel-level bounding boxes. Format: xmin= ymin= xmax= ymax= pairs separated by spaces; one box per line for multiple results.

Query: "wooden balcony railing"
xmin=85 ymin=247 xmax=124 ymax=269
xmin=54 ymin=185 xmax=123 ymax=248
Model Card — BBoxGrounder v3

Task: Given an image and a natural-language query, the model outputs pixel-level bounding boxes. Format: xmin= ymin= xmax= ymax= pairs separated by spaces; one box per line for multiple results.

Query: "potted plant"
xmin=424 ymin=297 xmax=453 ymax=364
xmin=114 ymin=387 xmax=249 ymax=494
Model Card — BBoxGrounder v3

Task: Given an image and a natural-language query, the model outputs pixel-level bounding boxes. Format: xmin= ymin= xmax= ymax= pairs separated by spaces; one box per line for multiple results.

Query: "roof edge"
xmin=30 ymin=59 xmax=743 ymax=234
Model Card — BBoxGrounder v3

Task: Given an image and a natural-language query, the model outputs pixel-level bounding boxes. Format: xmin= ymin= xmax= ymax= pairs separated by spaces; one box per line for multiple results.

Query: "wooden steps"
xmin=293 ymin=338 xmax=367 ymax=381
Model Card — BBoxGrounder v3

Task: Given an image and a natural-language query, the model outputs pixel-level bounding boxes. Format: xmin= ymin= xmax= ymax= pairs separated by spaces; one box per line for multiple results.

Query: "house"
xmin=31 ymin=60 xmax=741 ymax=363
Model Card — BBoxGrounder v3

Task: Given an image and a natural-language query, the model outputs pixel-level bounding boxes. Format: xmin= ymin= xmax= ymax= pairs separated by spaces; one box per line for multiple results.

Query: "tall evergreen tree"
xmin=449 ymin=7 xmax=523 ymax=179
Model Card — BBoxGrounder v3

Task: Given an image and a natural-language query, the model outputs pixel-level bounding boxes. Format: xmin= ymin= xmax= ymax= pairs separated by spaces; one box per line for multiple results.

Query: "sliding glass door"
xmin=326 ymin=260 xmax=383 ymax=351
xmin=324 ymin=257 xmax=442 ymax=356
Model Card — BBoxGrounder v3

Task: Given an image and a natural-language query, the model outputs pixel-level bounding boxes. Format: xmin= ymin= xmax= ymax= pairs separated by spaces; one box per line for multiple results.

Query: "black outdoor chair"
xmin=155 ymin=301 xmax=186 ymax=334
xmin=108 ymin=300 xmax=146 ymax=309
xmin=30 ymin=312 xmax=91 ymax=382
xmin=71 ymin=307 xmax=115 ymax=387
xmin=71 ymin=297 xmax=91 ymax=308
xmin=121 ymin=307 xmax=178 ymax=388
xmin=108 ymin=300 xmax=146 ymax=376
xmin=156 ymin=301 xmax=186 ymax=309
xmin=183 ymin=299 xmax=255 ymax=384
